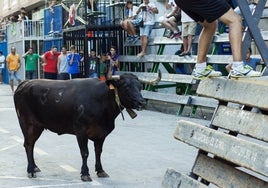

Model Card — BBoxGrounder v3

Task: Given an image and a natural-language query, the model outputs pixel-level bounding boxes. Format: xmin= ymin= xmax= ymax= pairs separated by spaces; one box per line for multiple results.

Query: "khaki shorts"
xmin=182 ymin=22 xmax=197 ymax=37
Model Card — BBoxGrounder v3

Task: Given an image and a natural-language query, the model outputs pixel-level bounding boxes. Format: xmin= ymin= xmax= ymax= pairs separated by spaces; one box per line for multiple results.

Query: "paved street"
xmin=0 ymin=84 xmax=197 ymax=188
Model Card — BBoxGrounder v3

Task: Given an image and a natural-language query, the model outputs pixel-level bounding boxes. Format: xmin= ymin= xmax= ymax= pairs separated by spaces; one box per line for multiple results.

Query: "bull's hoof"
xmin=81 ymin=175 xmax=92 ymax=182
xmin=34 ymin=167 xmax=41 ymax=172
xmin=28 ymin=172 xmax=37 ymax=178
xmin=97 ymin=171 xmax=109 ymax=178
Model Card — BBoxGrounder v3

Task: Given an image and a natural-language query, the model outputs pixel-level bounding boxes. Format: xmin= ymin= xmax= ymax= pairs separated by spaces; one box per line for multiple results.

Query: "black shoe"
xmin=185 ymin=52 xmax=191 ymax=56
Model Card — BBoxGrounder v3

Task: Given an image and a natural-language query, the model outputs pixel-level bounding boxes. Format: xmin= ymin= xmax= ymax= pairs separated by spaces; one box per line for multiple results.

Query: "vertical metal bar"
xmin=237 ymin=0 xmax=268 ymax=66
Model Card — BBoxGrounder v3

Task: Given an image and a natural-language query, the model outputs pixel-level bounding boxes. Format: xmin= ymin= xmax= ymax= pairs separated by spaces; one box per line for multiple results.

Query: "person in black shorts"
xmin=175 ymin=0 xmax=261 ymax=79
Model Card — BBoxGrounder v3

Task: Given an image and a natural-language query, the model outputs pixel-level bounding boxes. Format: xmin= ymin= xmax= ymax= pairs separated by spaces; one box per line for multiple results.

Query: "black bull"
xmin=13 ymin=72 xmax=160 ymax=181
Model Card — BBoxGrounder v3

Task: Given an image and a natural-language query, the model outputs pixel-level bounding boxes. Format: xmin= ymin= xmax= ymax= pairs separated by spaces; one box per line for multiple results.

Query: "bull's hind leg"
xmin=22 ymin=124 xmax=44 ymax=178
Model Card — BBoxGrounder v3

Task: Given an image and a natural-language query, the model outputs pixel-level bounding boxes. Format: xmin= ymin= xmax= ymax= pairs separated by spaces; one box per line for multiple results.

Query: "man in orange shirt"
xmin=6 ymin=46 xmax=22 ymax=93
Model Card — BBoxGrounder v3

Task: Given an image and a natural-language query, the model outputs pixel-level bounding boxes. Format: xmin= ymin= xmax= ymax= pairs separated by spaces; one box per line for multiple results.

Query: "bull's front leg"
xmin=76 ymin=135 xmax=92 ymax=181
xmin=94 ymin=139 xmax=109 ymax=178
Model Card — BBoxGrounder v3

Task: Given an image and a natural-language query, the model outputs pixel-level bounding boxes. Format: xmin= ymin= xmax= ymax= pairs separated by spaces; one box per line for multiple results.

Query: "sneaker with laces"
xmin=193 ymin=65 xmax=222 ymax=80
xmin=230 ymin=65 xmax=262 ymax=78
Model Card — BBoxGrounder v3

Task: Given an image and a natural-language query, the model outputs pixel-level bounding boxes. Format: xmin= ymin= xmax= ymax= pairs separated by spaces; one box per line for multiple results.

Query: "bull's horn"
xmin=107 ymin=75 xmax=120 ymax=80
xmin=138 ymin=70 xmax=161 ymax=85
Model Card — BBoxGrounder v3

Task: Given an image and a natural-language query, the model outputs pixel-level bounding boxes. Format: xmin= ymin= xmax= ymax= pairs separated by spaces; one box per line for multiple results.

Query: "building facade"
xmin=0 ymin=0 xmax=45 ymax=19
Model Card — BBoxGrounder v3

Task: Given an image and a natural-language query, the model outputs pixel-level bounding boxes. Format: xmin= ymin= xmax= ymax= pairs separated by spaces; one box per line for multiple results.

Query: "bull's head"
xmin=107 ymin=71 xmax=161 ymax=111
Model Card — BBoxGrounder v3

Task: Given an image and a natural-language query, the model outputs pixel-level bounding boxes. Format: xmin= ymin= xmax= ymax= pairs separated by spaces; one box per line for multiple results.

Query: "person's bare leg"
xmin=10 ymin=80 xmax=14 ymax=93
xmin=138 ymin=36 xmax=147 ymax=56
xmin=89 ymin=0 xmax=94 ymax=11
xmin=187 ymin=35 xmax=193 ymax=52
xmin=197 ymin=20 xmax=217 ymax=63
xmin=219 ymin=8 xmax=242 ymax=61
xmin=182 ymin=36 xmax=187 ymax=53
xmin=194 ymin=20 xmax=222 ymax=78
xmin=121 ymin=20 xmax=128 ymax=31
xmin=219 ymin=8 xmax=260 ymax=76
xmin=141 ymin=36 xmax=147 ymax=54
xmin=128 ymin=22 xmax=137 ymax=36
xmin=169 ymin=18 xmax=180 ymax=33
xmin=161 ymin=21 xmax=173 ymax=31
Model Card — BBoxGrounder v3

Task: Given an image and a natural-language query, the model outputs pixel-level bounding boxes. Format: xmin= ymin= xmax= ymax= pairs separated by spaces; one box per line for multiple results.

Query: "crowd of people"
xmin=0 ymin=0 xmax=264 ymax=91
xmin=0 ymin=45 xmax=120 ymax=93
xmin=121 ymin=0 xmax=197 ymax=58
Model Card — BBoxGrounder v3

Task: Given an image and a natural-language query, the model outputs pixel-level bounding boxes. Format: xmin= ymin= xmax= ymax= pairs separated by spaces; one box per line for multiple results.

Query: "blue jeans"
xmin=9 ymin=71 xmax=21 ymax=82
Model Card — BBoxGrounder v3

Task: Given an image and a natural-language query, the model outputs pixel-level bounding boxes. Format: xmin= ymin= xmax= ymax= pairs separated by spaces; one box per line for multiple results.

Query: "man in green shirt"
xmin=22 ymin=47 xmax=40 ymax=79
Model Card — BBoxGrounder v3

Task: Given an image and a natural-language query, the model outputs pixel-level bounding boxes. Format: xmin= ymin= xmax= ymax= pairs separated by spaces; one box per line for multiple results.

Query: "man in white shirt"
xmin=0 ymin=51 xmax=5 ymax=84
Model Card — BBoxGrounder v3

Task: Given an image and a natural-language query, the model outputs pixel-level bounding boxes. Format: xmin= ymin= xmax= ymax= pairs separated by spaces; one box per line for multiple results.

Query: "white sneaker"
xmin=193 ymin=65 xmax=222 ymax=80
xmin=230 ymin=65 xmax=262 ymax=78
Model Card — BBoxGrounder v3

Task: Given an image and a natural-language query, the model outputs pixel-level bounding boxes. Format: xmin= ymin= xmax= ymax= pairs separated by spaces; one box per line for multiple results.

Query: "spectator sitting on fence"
xmin=136 ymin=0 xmax=159 ymax=58
xmin=160 ymin=0 xmax=181 ymax=39
xmin=178 ymin=10 xmax=197 ymax=56
xmin=121 ymin=0 xmax=142 ymax=44
xmin=225 ymin=48 xmax=264 ymax=73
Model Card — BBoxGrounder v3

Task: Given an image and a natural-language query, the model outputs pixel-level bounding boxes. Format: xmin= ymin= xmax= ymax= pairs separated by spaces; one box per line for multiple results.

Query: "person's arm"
xmin=6 ymin=56 xmax=10 ymax=71
xmin=136 ymin=4 xmax=143 ymax=15
xmin=57 ymin=55 xmax=61 ymax=74
xmin=22 ymin=50 xmax=29 ymax=58
xmin=69 ymin=53 xmax=75 ymax=65
xmin=17 ymin=55 xmax=21 ymax=70
xmin=113 ymin=57 xmax=120 ymax=70
xmin=40 ymin=53 xmax=47 ymax=66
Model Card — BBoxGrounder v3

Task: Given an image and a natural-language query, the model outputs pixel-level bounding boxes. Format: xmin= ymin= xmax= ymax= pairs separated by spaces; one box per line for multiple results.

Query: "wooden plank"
xmin=141 ymin=90 xmax=190 ymax=105
xmin=119 ymin=55 xmax=197 ymax=64
xmin=190 ymin=96 xmax=218 ymax=108
xmin=197 ymin=77 xmax=268 ymax=110
xmin=193 ymin=154 xmax=268 ymax=188
xmin=119 ymin=71 xmax=196 ymax=84
xmin=119 ymin=54 xmax=262 ymax=65
xmin=153 ymin=30 xmax=268 ymax=45
xmin=162 ymin=168 xmax=208 ymax=188
xmin=212 ymin=105 xmax=268 ymax=142
xmin=174 ymin=120 xmax=268 ymax=177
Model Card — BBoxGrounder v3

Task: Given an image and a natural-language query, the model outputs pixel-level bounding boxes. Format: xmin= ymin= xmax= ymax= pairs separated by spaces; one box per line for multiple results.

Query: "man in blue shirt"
xmin=67 ymin=45 xmax=81 ymax=79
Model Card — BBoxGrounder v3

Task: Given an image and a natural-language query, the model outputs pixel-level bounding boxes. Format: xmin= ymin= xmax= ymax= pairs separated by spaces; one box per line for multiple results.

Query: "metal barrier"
xmin=6 ymin=20 xmax=44 ymax=42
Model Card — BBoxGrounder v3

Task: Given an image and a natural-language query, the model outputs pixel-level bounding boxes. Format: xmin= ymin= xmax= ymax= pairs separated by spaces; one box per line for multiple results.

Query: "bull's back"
xmin=14 ymin=79 xmax=111 ymax=133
